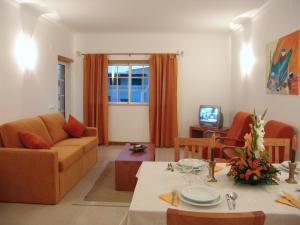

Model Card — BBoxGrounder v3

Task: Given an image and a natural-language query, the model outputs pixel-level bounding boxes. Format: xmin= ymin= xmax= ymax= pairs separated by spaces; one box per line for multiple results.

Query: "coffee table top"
xmin=115 ymin=143 xmax=155 ymax=162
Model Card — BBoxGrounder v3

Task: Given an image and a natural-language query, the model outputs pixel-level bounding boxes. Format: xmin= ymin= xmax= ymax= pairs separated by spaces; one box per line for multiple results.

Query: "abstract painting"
xmin=266 ymin=30 xmax=299 ymax=95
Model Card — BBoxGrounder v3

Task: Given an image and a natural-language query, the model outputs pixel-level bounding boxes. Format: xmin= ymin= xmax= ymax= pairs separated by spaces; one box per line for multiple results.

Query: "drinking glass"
xmin=182 ymin=159 xmax=194 ymax=186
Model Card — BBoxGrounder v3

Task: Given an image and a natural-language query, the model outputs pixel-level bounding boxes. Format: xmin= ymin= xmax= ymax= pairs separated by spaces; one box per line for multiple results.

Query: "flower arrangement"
xmin=227 ymin=110 xmax=280 ymax=185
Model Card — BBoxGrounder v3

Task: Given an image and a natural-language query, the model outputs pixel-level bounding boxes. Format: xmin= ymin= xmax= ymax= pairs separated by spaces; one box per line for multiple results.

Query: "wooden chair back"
xmin=174 ymin=135 xmax=215 ymax=162
xmin=167 ymin=208 xmax=265 ymax=225
xmin=264 ymin=138 xmax=290 ymax=163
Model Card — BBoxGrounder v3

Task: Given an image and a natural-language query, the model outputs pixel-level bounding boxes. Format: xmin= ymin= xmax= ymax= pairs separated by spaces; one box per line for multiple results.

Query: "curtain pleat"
xmin=149 ymin=54 xmax=178 ymax=147
xmin=83 ymin=54 xmax=109 ymax=145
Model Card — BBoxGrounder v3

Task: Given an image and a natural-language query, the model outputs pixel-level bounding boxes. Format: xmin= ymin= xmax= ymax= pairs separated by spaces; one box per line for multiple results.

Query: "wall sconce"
xmin=14 ymin=3 xmax=44 ymax=71
xmin=15 ymin=33 xmax=37 ymax=71
xmin=240 ymin=43 xmax=255 ymax=76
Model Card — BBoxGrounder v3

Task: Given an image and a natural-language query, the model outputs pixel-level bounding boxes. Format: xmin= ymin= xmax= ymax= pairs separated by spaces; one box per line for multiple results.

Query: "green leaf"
xmin=261 ymin=151 xmax=269 ymax=158
xmin=261 ymin=108 xmax=268 ymax=120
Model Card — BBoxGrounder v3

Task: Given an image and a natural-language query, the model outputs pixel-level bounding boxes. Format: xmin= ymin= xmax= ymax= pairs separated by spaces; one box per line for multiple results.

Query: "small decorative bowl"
xmin=129 ymin=144 xmax=146 ymax=152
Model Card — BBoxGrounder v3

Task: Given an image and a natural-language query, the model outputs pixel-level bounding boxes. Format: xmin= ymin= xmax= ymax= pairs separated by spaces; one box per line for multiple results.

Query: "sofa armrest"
xmin=83 ymin=127 xmax=98 ymax=137
xmin=0 ymin=148 xmax=60 ymax=204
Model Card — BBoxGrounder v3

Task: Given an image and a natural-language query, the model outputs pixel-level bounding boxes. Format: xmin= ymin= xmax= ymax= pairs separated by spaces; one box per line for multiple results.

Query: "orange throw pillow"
xmin=19 ymin=132 xmax=50 ymax=149
xmin=63 ymin=115 xmax=86 ymax=138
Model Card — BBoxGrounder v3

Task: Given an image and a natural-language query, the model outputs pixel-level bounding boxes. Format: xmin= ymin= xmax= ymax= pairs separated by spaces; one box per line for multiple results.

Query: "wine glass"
xmin=182 ymin=159 xmax=194 ymax=186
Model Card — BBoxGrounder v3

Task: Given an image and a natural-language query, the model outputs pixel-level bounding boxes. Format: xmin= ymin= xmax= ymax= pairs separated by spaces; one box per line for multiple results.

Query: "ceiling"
xmin=16 ymin=0 xmax=269 ymax=33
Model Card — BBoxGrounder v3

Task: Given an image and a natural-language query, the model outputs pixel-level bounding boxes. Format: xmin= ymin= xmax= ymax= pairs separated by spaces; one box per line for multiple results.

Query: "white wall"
xmin=73 ymin=32 xmax=231 ymax=142
xmin=230 ymin=0 xmax=300 ymax=159
xmin=0 ymin=0 xmax=73 ymax=123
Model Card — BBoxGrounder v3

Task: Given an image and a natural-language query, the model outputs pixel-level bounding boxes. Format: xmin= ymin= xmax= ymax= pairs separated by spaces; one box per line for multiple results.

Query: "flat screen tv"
xmin=199 ymin=105 xmax=223 ymax=128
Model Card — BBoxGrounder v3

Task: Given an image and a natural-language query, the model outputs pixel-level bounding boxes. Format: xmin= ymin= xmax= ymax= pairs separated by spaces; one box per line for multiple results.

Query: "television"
xmin=199 ymin=105 xmax=223 ymax=128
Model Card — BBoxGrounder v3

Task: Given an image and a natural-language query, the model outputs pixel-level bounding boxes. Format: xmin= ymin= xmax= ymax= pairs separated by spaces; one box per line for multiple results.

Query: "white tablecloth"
xmin=120 ymin=162 xmax=300 ymax=225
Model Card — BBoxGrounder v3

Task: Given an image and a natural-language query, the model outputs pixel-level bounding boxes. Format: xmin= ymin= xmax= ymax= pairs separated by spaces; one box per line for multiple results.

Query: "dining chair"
xmin=204 ymin=112 xmax=252 ymax=158
xmin=174 ymin=135 xmax=226 ymax=162
xmin=222 ymin=136 xmax=296 ymax=163
xmin=264 ymin=137 xmax=294 ymax=163
xmin=167 ymin=208 xmax=266 ymax=225
xmin=174 ymin=137 xmax=214 ymax=161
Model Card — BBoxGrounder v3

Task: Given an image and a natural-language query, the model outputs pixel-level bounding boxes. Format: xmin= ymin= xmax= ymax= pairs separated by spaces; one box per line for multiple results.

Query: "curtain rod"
xmin=76 ymin=51 xmax=184 ymax=57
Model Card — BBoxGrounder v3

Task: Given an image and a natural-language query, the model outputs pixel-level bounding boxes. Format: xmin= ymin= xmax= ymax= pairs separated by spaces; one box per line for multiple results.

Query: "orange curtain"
xmin=83 ymin=54 xmax=109 ymax=145
xmin=149 ymin=54 xmax=178 ymax=147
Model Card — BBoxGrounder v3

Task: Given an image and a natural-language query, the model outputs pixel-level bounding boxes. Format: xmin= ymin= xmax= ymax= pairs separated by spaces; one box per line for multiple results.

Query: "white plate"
xmin=181 ymin=185 xmax=220 ymax=203
xmin=180 ymin=193 xmax=223 ymax=207
xmin=178 ymin=159 xmax=205 ymax=168
xmin=279 ymin=165 xmax=300 ymax=174
xmin=174 ymin=164 xmax=202 ymax=173
xmin=281 ymin=161 xmax=300 ymax=170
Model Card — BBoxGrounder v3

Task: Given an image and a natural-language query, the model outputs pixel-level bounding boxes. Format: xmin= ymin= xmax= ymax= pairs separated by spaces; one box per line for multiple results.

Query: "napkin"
xmin=275 ymin=197 xmax=297 ymax=208
xmin=159 ymin=191 xmax=179 ymax=207
xmin=214 ymin=165 xmax=223 ymax=173
xmin=283 ymin=191 xmax=300 ymax=208
xmin=275 ymin=191 xmax=300 ymax=209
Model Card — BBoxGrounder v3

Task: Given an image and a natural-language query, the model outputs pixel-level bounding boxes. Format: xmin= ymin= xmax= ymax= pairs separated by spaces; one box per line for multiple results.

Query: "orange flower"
xmin=245 ymin=167 xmax=263 ymax=180
xmin=243 ymin=133 xmax=252 ymax=150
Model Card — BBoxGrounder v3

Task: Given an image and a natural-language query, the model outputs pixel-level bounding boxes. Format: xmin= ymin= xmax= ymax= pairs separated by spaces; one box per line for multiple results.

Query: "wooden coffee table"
xmin=115 ymin=143 xmax=155 ymax=191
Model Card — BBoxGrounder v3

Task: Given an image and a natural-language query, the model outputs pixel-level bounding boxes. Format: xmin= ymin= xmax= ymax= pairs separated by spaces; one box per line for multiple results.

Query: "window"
xmin=57 ymin=63 xmax=65 ymax=116
xmin=108 ymin=63 xmax=149 ymax=104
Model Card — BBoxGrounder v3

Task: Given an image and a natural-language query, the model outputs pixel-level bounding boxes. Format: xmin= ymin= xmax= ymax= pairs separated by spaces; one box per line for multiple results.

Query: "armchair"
xmin=223 ymin=119 xmax=297 ymax=162
xmin=204 ymin=112 xmax=252 ymax=158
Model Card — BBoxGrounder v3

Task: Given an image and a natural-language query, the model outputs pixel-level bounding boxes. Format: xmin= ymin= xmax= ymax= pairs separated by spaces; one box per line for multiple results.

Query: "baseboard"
xmin=108 ymin=141 xmax=151 ymax=145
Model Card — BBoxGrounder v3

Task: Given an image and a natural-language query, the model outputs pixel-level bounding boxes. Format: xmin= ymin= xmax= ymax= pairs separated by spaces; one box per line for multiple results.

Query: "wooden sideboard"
xmin=189 ymin=124 xmax=228 ymax=138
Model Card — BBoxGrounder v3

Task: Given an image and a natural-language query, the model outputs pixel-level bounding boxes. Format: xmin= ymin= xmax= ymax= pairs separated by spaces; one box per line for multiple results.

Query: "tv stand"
xmin=189 ymin=124 xmax=228 ymax=138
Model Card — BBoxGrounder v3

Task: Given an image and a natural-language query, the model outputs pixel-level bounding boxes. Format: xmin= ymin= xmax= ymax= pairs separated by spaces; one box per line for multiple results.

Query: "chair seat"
xmin=54 ymin=137 xmax=98 ymax=153
xmin=52 ymin=146 xmax=84 ymax=172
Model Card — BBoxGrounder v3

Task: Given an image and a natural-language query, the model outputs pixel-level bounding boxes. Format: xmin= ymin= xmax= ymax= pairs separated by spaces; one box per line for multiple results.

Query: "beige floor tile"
xmin=0 ymin=145 xmax=175 ymax=225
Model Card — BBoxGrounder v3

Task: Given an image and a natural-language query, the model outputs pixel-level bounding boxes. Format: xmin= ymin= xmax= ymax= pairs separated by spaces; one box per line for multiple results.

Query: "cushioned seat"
xmin=54 ymin=137 xmax=98 ymax=153
xmin=52 ymin=146 xmax=84 ymax=172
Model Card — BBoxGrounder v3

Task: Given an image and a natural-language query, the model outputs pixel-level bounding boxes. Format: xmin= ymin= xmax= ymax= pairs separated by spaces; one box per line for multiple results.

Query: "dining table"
xmin=119 ymin=161 xmax=300 ymax=225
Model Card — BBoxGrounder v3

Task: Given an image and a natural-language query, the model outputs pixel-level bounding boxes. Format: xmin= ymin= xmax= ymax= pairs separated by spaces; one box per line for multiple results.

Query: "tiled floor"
xmin=0 ymin=145 xmax=175 ymax=225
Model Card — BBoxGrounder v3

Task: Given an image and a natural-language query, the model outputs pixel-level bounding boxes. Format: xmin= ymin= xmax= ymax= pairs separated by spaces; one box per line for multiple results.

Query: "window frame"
xmin=57 ymin=62 xmax=66 ymax=117
xmin=108 ymin=60 xmax=149 ymax=106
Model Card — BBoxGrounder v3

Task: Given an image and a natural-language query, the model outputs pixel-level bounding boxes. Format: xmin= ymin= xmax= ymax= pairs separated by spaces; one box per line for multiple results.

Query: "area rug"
xmin=76 ymin=161 xmax=133 ymax=207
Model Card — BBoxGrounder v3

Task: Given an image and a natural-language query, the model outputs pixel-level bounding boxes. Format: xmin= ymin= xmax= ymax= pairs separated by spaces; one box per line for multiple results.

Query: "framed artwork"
xmin=266 ymin=30 xmax=299 ymax=95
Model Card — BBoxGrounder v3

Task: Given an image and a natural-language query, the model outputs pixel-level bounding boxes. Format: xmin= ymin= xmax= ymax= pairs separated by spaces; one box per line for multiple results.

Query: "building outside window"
xmin=57 ymin=63 xmax=65 ymax=116
xmin=108 ymin=63 xmax=149 ymax=104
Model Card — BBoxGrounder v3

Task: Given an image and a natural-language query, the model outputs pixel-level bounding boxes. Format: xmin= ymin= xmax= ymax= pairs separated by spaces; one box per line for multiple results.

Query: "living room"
xmin=0 ymin=0 xmax=299 ymax=225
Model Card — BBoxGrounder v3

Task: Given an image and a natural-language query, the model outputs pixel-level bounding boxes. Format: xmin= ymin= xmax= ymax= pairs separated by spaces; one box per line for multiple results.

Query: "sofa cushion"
xmin=39 ymin=113 xmax=69 ymax=144
xmin=51 ymin=146 xmax=84 ymax=172
xmin=63 ymin=115 xmax=86 ymax=138
xmin=54 ymin=137 xmax=98 ymax=153
xmin=19 ymin=132 xmax=50 ymax=149
xmin=0 ymin=117 xmax=53 ymax=148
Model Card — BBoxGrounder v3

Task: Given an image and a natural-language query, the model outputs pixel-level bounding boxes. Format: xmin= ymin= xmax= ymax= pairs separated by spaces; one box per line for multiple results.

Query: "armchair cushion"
xmin=54 ymin=137 xmax=98 ymax=153
xmin=39 ymin=113 xmax=69 ymax=144
xmin=19 ymin=132 xmax=50 ymax=149
xmin=52 ymin=146 xmax=84 ymax=172
xmin=63 ymin=115 xmax=86 ymax=138
xmin=0 ymin=117 xmax=53 ymax=148
xmin=223 ymin=112 xmax=252 ymax=146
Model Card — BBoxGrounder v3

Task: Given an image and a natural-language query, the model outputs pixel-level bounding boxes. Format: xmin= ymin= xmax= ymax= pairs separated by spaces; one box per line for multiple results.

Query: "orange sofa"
xmin=0 ymin=113 xmax=98 ymax=204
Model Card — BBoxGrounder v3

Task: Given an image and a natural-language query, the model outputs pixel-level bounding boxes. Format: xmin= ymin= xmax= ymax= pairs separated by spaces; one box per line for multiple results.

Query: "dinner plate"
xmin=180 ymin=193 xmax=223 ymax=207
xmin=178 ymin=159 xmax=205 ymax=168
xmin=281 ymin=161 xmax=300 ymax=170
xmin=181 ymin=185 xmax=220 ymax=203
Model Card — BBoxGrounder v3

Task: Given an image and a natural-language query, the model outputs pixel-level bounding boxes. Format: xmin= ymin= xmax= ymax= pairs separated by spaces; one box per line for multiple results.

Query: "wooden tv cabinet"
xmin=189 ymin=124 xmax=228 ymax=138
